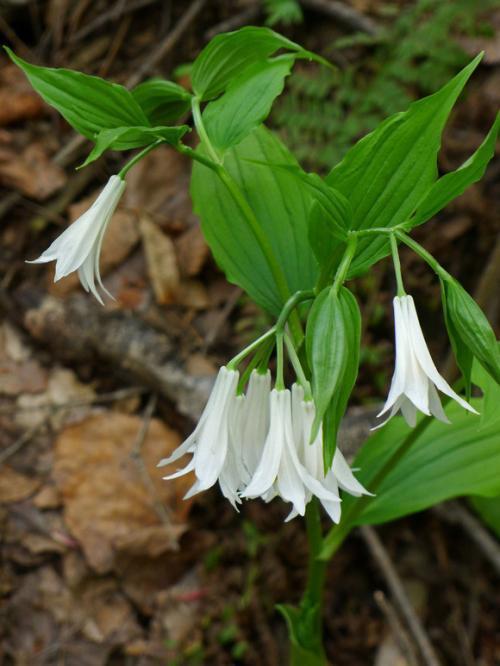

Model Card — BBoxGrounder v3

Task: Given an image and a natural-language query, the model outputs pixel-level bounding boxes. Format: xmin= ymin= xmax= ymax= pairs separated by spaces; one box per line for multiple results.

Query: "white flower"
xmin=291 ymin=384 xmax=371 ymax=523
xmin=158 ymin=366 xmax=240 ymax=501
xmin=28 ymin=175 xmax=126 ymax=304
xmin=377 ymin=295 xmax=478 ymax=428
xmin=239 ymin=370 xmax=271 ymax=483
xmin=241 ymin=388 xmax=341 ymax=519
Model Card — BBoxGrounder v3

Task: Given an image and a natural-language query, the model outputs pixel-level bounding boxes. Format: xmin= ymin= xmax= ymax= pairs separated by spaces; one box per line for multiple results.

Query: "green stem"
xmin=331 ymin=233 xmax=358 ymax=295
xmin=289 ymin=499 xmax=328 ymax=665
xmin=118 ymin=139 xmax=164 ymax=178
xmin=390 ymin=233 xmax=406 ymax=297
xmin=276 ymin=290 xmax=315 ymax=334
xmin=284 ymin=333 xmax=312 ymax=399
xmin=396 ymin=230 xmax=450 ymax=280
xmin=191 ymin=97 xmax=304 ymax=343
xmin=275 ymin=331 xmax=285 ymax=390
xmin=227 ymin=327 xmax=276 ymax=371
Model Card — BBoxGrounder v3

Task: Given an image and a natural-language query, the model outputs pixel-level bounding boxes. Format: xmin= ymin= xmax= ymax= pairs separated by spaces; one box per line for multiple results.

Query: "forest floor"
xmin=0 ymin=1 xmax=499 ymax=665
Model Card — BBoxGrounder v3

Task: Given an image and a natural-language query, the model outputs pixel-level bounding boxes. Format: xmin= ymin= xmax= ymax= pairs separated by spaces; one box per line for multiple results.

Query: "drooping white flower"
xmin=377 ymin=295 xmax=478 ymax=428
xmin=290 ymin=384 xmax=371 ymax=523
xmin=241 ymin=388 xmax=341 ymax=519
xmin=158 ymin=366 xmax=240 ymax=501
xmin=239 ymin=369 xmax=271 ymax=484
xmin=28 ymin=175 xmax=126 ymax=304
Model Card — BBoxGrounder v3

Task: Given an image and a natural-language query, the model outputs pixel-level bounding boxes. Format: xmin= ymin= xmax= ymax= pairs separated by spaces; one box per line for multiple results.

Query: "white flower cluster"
xmin=158 ymin=367 xmax=370 ymax=521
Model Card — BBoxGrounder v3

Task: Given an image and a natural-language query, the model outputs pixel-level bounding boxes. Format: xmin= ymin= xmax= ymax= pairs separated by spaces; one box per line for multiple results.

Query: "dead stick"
xmin=300 ymin=0 xmax=380 ymax=35
xmin=433 ymin=502 xmax=500 ymax=577
xmin=127 ymin=0 xmax=206 ymax=88
xmin=374 ymin=590 xmax=420 ymax=666
xmin=130 ymin=393 xmax=178 ymax=546
xmin=360 ymin=525 xmax=442 ymax=666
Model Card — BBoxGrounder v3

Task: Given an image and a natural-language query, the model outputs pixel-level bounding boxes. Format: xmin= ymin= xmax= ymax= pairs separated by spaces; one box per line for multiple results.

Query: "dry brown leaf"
xmin=0 ymin=358 xmax=48 ymax=396
xmin=15 ymin=366 xmax=95 ymax=430
xmin=0 ymin=466 xmax=40 ymax=503
xmin=0 ymin=142 xmax=66 ymax=200
xmin=175 ymin=279 xmax=210 ymax=309
xmin=0 ymin=63 xmax=46 ymax=126
xmin=175 ymin=223 xmax=209 ymax=277
xmin=33 ymin=484 xmax=62 ymax=509
xmin=140 ymin=215 xmax=180 ymax=304
xmin=123 ymin=147 xmax=193 ymax=224
xmin=53 ymin=412 xmax=191 ymax=573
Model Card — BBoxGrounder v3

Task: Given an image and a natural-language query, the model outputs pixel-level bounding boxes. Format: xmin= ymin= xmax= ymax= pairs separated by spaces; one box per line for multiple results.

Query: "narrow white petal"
xmin=400 ymin=394 xmax=418 ymax=427
xmin=242 ymin=389 xmax=287 ymax=498
xmin=163 ymin=459 xmax=195 ymax=480
xmin=332 ymin=448 xmax=371 ymax=496
xmin=427 ymin=383 xmax=450 ymax=423
xmin=378 ymin=297 xmax=410 ymax=416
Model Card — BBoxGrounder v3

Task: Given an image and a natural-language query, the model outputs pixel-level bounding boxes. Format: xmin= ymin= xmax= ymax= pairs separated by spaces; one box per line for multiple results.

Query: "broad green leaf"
xmin=190 ymin=126 xmax=318 ymax=315
xmin=322 ymin=288 xmax=361 ymax=468
xmin=131 ymin=79 xmax=192 ymax=125
xmin=305 ymin=287 xmax=347 ymax=441
xmin=203 ymin=57 xmax=294 ymax=151
xmin=326 ymin=54 xmax=482 ymax=277
xmin=442 ymin=276 xmax=500 ymax=385
xmin=347 ymin=400 xmax=494 ymax=527
xmin=470 ymin=495 xmax=500 ymax=538
xmin=191 ymin=26 xmax=328 ymax=100
xmin=440 ymin=279 xmax=473 ymax=397
xmin=412 ymin=114 xmax=500 ymax=226
xmin=80 ymin=125 xmax=190 ymax=167
xmin=472 ymin=355 xmax=500 ymax=430
xmin=6 ymin=47 xmax=149 ymax=139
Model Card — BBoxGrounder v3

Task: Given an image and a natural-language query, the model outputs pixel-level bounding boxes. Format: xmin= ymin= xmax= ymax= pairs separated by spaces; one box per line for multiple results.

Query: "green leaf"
xmin=131 ymin=78 xmax=192 ymax=125
xmin=472 ymin=355 xmax=500 ymax=430
xmin=442 ymin=276 xmax=500 ymax=386
xmin=80 ymin=125 xmax=190 ymax=167
xmin=322 ymin=288 xmax=361 ymax=468
xmin=326 ymin=54 xmax=483 ymax=277
xmin=440 ymin=279 xmax=474 ymax=397
xmin=6 ymin=47 xmax=149 ymax=139
xmin=190 ymin=126 xmax=318 ymax=315
xmin=191 ymin=26 xmax=328 ymax=100
xmin=470 ymin=495 xmax=500 ymax=539
xmin=277 ymin=603 xmax=325 ymax=666
xmin=347 ymin=400 xmax=496 ymax=527
xmin=305 ymin=287 xmax=347 ymax=442
xmin=203 ymin=57 xmax=294 ymax=151
xmin=412 ymin=113 xmax=500 ymax=226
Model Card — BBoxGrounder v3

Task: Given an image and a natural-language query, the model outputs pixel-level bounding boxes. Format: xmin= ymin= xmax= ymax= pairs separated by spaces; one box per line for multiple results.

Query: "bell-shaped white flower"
xmin=241 ymin=388 xmax=341 ymax=519
xmin=291 ymin=384 xmax=371 ymax=523
xmin=28 ymin=175 xmax=126 ymax=304
xmin=377 ymin=295 xmax=478 ymax=428
xmin=158 ymin=366 xmax=240 ymax=501
xmin=239 ymin=369 xmax=271 ymax=484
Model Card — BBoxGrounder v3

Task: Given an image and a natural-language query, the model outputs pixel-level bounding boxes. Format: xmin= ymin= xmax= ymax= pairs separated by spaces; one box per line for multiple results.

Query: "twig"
xmin=130 ymin=393 xmax=178 ymax=546
xmin=0 ymin=386 xmax=146 ymax=416
xmin=0 ymin=421 xmax=46 ymax=466
xmin=202 ymin=286 xmax=242 ymax=351
xmin=126 ymin=0 xmax=206 ymax=88
xmin=204 ymin=6 xmax=261 ymax=40
xmin=374 ymin=590 xmax=420 ymax=666
xmin=360 ymin=525 xmax=442 ymax=666
xmin=300 ymin=0 xmax=380 ymax=35
xmin=433 ymin=501 xmax=500 ymax=577
xmin=70 ymin=0 xmax=158 ymax=43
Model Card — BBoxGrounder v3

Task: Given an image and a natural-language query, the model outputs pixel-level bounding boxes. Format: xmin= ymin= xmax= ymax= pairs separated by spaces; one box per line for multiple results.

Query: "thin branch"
xmin=0 ymin=421 xmax=46 ymax=466
xmin=300 ymin=0 xmax=380 ymax=35
xmin=434 ymin=501 xmax=500 ymax=577
xmin=360 ymin=525 xmax=442 ymax=666
xmin=374 ymin=590 xmax=420 ymax=666
xmin=130 ymin=394 xmax=178 ymax=547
